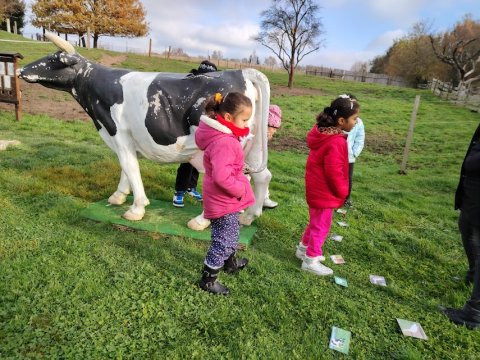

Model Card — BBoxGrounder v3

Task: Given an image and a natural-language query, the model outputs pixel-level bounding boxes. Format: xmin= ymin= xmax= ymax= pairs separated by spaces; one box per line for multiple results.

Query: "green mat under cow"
xmin=80 ymin=197 xmax=257 ymax=245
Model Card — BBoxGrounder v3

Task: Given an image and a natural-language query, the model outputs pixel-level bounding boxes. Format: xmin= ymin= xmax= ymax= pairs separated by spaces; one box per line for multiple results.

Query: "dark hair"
xmin=205 ymin=92 xmax=252 ymax=118
xmin=316 ymin=96 xmax=360 ymax=127
xmin=190 ymin=60 xmax=218 ymax=75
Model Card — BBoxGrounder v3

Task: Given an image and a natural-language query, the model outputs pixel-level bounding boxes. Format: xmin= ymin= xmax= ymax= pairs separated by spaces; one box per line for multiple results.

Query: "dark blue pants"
xmin=204 ymin=213 xmax=240 ymax=269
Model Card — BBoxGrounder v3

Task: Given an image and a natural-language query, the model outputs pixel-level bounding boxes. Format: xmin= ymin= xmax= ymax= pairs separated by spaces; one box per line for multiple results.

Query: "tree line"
xmin=370 ymin=15 xmax=480 ymax=90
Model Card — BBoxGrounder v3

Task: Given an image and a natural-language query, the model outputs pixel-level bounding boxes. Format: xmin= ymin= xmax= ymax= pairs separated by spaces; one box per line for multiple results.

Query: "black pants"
xmin=175 ymin=163 xmax=199 ymax=192
xmin=347 ymin=162 xmax=354 ymax=200
xmin=459 ymin=211 xmax=480 ymax=303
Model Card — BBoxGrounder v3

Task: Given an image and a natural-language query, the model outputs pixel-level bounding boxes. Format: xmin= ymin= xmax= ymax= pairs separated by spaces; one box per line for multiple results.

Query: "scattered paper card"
xmin=330 ymin=234 xmax=343 ymax=242
xmin=329 ymin=326 xmax=351 ymax=354
xmin=396 ymin=319 xmax=428 ymax=340
xmin=336 ymin=208 xmax=347 ymax=215
xmin=370 ymin=275 xmax=387 ymax=287
xmin=337 ymin=221 xmax=349 ymax=227
xmin=334 ymin=276 xmax=348 ymax=287
xmin=330 ymin=255 xmax=345 ymax=264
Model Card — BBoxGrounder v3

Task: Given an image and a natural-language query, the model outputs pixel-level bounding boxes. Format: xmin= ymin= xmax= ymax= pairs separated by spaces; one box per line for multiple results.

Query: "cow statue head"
xmin=19 ymin=32 xmax=85 ymax=92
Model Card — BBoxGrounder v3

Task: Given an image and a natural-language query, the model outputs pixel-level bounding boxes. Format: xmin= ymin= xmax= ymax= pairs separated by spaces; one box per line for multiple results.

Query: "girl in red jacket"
xmin=195 ymin=92 xmax=255 ymax=295
xmin=297 ymin=95 xmax=360 ymax=276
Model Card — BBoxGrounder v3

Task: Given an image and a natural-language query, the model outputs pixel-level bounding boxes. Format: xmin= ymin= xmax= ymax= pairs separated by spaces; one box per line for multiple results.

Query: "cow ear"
xmin=59 ymin=52 xmax=78 ymax=66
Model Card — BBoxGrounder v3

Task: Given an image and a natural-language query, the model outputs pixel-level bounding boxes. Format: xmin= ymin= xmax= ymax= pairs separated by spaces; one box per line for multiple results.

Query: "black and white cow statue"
xmin=19 ymin=33 xmax=271 ymax=230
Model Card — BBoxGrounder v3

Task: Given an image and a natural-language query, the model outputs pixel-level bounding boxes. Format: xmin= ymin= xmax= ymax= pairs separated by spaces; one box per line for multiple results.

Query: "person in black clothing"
xmin=443 ymin=123 xmax=480 ymax=329
xmin=173 ymin=60 xmax=218 ymax=207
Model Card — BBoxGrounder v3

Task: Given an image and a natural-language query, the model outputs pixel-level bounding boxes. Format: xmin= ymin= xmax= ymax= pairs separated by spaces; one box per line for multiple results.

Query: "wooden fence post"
xmin=399 ymin=95 xmax=421 ymax=174
xmin=148 ymin=38 xmax=152 ymax=57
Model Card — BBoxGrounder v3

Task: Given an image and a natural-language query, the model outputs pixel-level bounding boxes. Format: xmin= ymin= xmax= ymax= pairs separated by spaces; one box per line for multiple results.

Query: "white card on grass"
xmin=330 ymin=255 xmax=345 ymax=264
xmin=337 ymin=221 xmax=349 ymax=227
xmin=396 ymin=319 xmax=428 ymax=340
xmin=336 ymin=208 xmax=347 ymax=215
xmin=369 ymin=275 xmax=387 ymax=286
xmin=330 ymin=234 xmax=343 ymax=242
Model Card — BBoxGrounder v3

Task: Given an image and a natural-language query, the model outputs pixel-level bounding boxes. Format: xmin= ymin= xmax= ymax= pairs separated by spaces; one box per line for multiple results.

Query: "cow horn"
xmin=45 ymin=32 xmax=76 ymax=55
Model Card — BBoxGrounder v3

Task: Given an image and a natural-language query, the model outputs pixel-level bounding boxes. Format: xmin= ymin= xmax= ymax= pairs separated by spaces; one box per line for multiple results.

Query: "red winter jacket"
xmin=305 ymin=125 xmax=349 ymax=209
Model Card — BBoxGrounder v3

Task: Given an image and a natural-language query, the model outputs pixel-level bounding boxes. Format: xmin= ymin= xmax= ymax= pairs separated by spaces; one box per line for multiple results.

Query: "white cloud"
xmin=366 ymin=29 xmax=406 ymax=51
xmin=304 ymin=49 xmax=379 ymax=70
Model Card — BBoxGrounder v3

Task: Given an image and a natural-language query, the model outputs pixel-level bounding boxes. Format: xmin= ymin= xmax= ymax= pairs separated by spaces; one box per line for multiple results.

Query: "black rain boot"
xmin=198 ymin=265 xmax=229 ymax=295
xmin=443 ymin=258 xmax=480 ymax=329
xmin=443 ymin=303 xmax=480 ymax=329
xmin=224 ymin=252 xmax=249 ymax=274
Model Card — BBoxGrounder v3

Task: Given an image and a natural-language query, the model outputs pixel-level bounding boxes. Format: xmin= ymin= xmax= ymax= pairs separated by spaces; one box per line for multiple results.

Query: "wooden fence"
xmin=305 ymin=66 xmax=407 ymax=87
xmin=428 ymin=78 xmax=480 ymax=112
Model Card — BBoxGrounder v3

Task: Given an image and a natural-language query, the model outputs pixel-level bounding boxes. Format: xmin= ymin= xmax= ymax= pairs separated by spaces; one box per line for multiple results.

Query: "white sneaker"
xmin=263 ymin=198 xmax=278 ymax=209
xmin=295 ymin=243 xmax=325 ymax=261
xmin=301 ymin=256 xmax=333 ymax=276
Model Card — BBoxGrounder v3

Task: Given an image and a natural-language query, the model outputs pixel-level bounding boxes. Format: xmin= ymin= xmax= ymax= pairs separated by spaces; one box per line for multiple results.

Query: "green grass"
xmin=1 ymin=30 xmax=480 ymax=359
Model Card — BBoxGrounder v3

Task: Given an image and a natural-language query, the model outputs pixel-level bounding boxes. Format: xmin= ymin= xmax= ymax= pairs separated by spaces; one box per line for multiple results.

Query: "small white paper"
xmin=337 ymin=221 xmax=349 ymax=227
xmin=369 ymin=275 xmax=387 ymax=287
xmin=330 ymin=255 xmax=345 ymax=264
xmin=330 ymin=234 xmax=343 ymax=242
xmin=336 ymin=208 xmax=347 ymax=215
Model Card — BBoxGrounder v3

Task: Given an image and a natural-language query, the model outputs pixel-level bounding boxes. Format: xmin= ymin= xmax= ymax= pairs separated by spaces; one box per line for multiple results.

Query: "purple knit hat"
xmin=268 ymin=105 xmax=282 ymax=128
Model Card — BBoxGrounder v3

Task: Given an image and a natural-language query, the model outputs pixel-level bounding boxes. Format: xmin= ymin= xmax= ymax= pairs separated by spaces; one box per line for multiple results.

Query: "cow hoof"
xmin=108 ymin=191 xmax=128 ymax=205
xmin=187 ymin=217 xmax=211 ymax=231
xmin=123 ymin=209 xmax=145 ymax=221
xmin=239 ymin=213 xmax=255 ymax=226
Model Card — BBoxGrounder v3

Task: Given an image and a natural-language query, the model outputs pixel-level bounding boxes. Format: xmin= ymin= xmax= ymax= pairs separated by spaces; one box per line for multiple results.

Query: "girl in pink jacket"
xmin=297 ymin=96 xmax=360 ymax=276
xmin=196 ymin=92 xmax=255 ymax=295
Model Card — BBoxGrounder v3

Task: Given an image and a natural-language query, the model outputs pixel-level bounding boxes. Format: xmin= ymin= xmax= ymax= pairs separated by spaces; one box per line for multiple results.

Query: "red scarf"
xmin=216 ymin=114 xmax=250 ymax=138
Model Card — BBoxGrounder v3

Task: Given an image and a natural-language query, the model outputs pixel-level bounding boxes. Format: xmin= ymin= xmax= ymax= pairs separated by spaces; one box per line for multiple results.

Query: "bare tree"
xmin=264 ymin=55 xmax=277 ymax=68
xmin=350 ymin=61 xmax=369 ymax=73
xmin=253 ymin=0 xmax=324 ymax=88
xmin=211 ymin=50 xmax=223 ymax=60
xmin=429 ymin=15 xmax=480 ymax=92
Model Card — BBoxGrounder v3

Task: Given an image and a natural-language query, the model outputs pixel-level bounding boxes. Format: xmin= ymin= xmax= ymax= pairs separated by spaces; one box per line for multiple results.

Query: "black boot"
xmin=224 ymin=252 xmax=249 ymax=274
xmin=443 ymin=302 xmax=480 ymax=329
xmin=198 ymin=265 xmax=229 ymax=295
xmin=444 ymin=256 xmax=480 ymax=329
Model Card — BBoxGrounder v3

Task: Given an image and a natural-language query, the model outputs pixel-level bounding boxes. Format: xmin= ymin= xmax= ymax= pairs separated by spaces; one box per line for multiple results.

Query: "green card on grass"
xmin=329 ymin=326 xmax=351 ymax=354
xmin=80 ymin=197 xmax=257 ymax=245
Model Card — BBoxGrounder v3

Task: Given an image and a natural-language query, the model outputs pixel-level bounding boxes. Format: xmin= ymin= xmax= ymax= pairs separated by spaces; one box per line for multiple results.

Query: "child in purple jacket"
xmin=195 ymin=92 xmax=255 ymax=295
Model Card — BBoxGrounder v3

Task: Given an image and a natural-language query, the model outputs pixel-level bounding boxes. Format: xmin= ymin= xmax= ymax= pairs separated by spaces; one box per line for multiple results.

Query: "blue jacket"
xmin=347 ymin=118 xmax=365 ymax=163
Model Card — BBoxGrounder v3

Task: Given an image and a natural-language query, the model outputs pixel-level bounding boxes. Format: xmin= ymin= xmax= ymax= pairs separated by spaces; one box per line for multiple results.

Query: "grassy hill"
xmin=1 ymin=30 xmax=479 ymax=359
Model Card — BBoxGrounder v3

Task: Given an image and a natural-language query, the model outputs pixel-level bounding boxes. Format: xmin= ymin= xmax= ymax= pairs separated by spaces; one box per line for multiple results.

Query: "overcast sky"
xmin=21 ymin=0 xmax=479 ymax=69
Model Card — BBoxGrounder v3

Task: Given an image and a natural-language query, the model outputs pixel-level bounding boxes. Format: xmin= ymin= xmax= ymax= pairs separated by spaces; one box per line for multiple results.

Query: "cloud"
xmin=366 ymin=29 xmax=406 ymax=51
xmin=304 ymin=49 xmax=380 ymax=69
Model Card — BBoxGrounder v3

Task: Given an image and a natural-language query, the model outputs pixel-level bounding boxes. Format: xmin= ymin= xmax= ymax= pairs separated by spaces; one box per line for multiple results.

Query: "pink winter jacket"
xmin=195 ymin=115 xmax=255 ymax=219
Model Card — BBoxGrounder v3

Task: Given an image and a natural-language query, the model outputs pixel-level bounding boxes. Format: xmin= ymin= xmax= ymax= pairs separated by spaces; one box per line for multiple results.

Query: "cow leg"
xmin=187 ymin=211 xmax=211 ymax=231
xmin=108 ymin=170 xmax=131 ymax=205
xmin=240 ymin=168 xmax=271 ymax=225
xmin=115 ymin=146 xmax=150 ymax=221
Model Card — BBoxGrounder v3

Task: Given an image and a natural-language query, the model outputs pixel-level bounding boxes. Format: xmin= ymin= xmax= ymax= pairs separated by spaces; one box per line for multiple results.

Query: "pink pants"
xmin=301 ymin=208 xmax=334 ymax=258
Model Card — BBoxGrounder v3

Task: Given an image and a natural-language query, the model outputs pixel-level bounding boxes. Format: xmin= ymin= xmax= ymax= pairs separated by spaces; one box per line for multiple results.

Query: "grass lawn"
xmin=1 ymin=30 xmax=480 ymax=359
